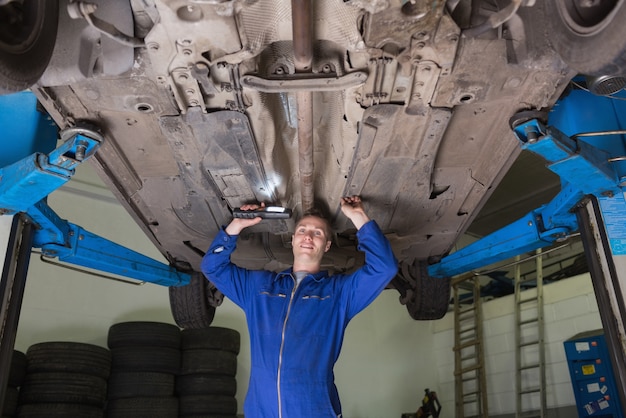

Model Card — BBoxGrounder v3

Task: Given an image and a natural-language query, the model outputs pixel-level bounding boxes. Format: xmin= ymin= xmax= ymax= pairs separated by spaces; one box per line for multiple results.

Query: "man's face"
xmin=292 ymin=216 xmax=332 ymax=264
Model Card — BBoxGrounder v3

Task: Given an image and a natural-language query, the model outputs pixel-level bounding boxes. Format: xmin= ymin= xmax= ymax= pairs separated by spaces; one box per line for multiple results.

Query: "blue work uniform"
xmin=201 ymin=220 xmax=398 ymax=418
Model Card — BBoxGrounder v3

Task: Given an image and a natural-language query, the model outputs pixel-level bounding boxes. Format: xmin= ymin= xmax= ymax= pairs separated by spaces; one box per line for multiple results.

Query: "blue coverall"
xmin=201 ymin=220 xmax=398 ymax=418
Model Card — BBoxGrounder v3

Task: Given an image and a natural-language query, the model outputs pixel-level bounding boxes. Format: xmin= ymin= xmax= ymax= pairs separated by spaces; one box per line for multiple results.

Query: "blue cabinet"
xmin=564 ymin=329 xmax=624 ymax=418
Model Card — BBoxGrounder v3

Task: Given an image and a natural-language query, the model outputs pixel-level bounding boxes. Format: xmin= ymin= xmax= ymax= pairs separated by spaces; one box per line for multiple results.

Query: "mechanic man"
xmin=201 ymin=195 xmax=398 ymax=418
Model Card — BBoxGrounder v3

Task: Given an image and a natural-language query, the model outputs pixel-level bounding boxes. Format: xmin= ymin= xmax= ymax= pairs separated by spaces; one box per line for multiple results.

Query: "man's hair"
xmin=297 ymin=208 xmax=333 ymax=240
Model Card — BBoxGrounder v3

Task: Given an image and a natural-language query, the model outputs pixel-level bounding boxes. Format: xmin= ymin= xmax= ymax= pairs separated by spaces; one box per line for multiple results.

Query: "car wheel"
xmin=546 ymin=0 xmax=626 ymax=76
xmin=0 ymin=0 xmax=58 ymax=93
xmin=169 ymin=272 xmax=217 ymax=329
xmin=392 ymin=261 xmax=451 ymax=320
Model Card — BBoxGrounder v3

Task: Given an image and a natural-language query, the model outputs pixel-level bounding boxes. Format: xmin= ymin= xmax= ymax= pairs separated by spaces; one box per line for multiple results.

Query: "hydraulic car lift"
xmin=1 ymin=84 xmax=625 ymax=414
xmin=0 ymin=92 xmax=192 ymax=410
xmin=429 ymin=86 xmax=626 ymax=413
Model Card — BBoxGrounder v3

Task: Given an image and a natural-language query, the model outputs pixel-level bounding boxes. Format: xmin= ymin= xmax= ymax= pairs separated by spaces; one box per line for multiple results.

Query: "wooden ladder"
xmin=514 ymin=252 xmax=547 ymax=418
xmin=453 ymin=276 xmax=488 ymax=418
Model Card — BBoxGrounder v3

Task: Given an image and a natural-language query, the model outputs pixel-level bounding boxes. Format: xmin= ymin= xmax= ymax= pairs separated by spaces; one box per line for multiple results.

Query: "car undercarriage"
xmin=2 ymin=0 xmax=626 ymax=324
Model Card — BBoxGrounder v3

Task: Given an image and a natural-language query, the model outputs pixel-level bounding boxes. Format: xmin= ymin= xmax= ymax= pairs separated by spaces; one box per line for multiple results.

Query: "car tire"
xmin=9 ymin=350 xmax=26 ymax=387
xmin=180 ymin=349 xmax=237 ymax=376
xmin=0 ymin=0 xmax=59 ymax=93
xmin=181 ymin=327 xmax=240 ymax=354
xmin=546 ymin=0 xmax=626 ymax=76
xmin=406 ymin=278 xmax=451 ymax=321
xmin=178 ymin=394 xmax=238 ymax=416
xmin=169 ymin=272 xmax=217 ymax=329
xmin=107 ymin=371 xmax=175 ymax=399
xmin=25 ymin=342 xmax=111 ymax=380
xmin=3 ymin=386 xmax=19 ymax=416
xmin=105 ymin=396 xmax=178 ymax=417
xmin=110 ymin=346 xmax=181 ymax=374
xmin=18 ymin=372 xmax=107 ymax=407
xmin=107 ymin=321 xmax=181 ymax=349
xmin=176 ymin=374 xmax=237 ymax=397
xmin=395 ymin=261 xmax=451 ymax=320
xmin=17 ymin=402 xmax=105 ymax=417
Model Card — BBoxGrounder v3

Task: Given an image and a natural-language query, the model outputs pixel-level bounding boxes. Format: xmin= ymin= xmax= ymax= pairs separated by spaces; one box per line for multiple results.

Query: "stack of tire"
xmin=105 ymin=322 xmax=181 ymax=417
xmin=3 ymin=350 xmax=26 ymax=417
xmin=176 ymin=327 xmax=240 ymax=418
xmin=17 ymin=342 xmax=111 ymax=417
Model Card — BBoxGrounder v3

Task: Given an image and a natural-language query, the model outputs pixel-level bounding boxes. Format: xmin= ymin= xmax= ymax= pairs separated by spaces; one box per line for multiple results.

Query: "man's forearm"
xmin=225 ymin=221 xmax=244 ymax=236
xmin=348 ymin=212 xmax=370 ymax=230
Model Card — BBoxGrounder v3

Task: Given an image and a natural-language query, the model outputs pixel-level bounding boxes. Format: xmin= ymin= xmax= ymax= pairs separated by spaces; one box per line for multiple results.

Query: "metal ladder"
xmin=514 ymin=251 xmax=547 ymax=418
xmin=453 ymin=275 xmax=488 ymax=418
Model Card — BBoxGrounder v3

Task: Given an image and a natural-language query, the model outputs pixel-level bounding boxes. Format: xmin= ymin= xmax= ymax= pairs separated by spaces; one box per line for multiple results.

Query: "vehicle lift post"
xmin=0 ymin=92 xmax=192 ymax=412
xmin=429 ymin=88 xmax=626 ymax=414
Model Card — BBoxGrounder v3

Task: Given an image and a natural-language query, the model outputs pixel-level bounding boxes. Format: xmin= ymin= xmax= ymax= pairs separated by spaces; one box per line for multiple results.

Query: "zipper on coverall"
xmin=275 ymin=275 xmax=340 ymax=418
xmin=277 ymin=274 xmax=297 ymax=418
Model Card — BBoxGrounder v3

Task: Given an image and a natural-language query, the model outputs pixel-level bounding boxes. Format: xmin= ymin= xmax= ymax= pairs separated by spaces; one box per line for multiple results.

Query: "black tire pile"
xmin=106 ymin=322 xmax=181 ymax=417
xmin=6 ymin=322 xmax=240 ymax=418
xmin=18 ymin=342 xmax=111 ymax=417
xmin=177 ymin=327 xmax=240 ymax=417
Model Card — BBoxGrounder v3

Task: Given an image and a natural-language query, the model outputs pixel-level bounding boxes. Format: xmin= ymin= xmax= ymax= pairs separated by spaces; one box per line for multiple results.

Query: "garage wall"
xmin=0 ymin=215 xmax=13 ymax=272
xmin=433 ymin=273 xmax=601 ymax=416
xmin=11 ymin=163 xmax=436 ymax=418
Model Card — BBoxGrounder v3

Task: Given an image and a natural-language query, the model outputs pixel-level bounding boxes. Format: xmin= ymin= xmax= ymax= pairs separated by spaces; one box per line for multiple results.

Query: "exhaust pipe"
xmin=292 ymin=0 xmax=314 ymax=213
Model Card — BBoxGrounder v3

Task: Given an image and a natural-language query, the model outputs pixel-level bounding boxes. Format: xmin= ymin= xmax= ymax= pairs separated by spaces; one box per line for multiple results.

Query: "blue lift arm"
xmin=27 ymin=200 xmax=189 ymax=287
xmin=0 ymin=113 xmax=190 ymax=287
xmin=428 ymin=95 xmax=626 ymax=279
xmin=1 ymin=126 xmax=101 ymax=214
